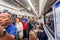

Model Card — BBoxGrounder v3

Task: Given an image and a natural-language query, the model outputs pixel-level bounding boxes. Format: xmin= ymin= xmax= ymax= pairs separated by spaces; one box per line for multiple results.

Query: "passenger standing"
xmin=23 ymin=16 xmax=28 ymax=24
xmin=15 ymin=17 xmax=23 ymax=40
xmin=36 ymin=23 xmax=48 ymax=40
xmin=27 ymin=18 xmax=33 ymax=34
xmin=22 ymin=18 xmax=27 ymax=40
xmin=0 ymin=12 xmax=17 ymax=40
xmin=32 ymin=17 xmax=37 ymax=30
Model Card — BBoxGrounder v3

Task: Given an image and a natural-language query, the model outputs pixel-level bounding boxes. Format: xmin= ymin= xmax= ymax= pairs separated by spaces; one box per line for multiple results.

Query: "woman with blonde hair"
xmin=29 ymin=30 xmax=38 ymax=40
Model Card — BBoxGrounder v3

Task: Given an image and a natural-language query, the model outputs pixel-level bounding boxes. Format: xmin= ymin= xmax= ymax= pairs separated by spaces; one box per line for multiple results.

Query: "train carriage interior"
xmin=0 ymin=0 xmax=59 ymax=40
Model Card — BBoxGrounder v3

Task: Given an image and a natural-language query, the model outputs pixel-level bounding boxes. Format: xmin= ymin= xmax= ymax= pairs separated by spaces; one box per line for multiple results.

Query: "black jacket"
xmin=37 ymin=31 xmax=48 ymax=40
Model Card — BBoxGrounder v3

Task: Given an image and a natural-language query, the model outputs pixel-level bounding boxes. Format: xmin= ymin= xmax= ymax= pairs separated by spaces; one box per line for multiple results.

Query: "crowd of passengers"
xmin=0 ymin=10 xmax=48 ymax=40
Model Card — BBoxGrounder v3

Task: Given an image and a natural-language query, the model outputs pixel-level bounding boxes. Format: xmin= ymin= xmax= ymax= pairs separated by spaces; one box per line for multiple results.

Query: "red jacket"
xmin=22 ymin=21 xmax=27 ymax=30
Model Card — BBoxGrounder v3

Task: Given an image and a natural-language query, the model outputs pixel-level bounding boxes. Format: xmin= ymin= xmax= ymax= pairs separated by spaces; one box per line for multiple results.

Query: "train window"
xmin=46 ymin=14 xmax=54 ymax=32
xmin=44 ymin=11 xmax=55 ymax=37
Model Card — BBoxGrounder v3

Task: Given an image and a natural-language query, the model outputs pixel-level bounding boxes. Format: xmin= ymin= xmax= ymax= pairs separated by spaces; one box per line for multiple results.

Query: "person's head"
xmin=32 ymin=17 xmax=35 ymax=21
xmin=36 ymin=23 xmax=43 ymax=30
xmin=16 ymin=17 xmax=20 ymax=23
xmin=29 ymin=17 xmax=33 ymax=23
xmin=29 ymin=30 xmax=37 ymax=40
xmin=16 ymin=17 xmax=23 ymax=22
xmin=0 ymin=12 xmax=12 ymax=28
xmin=23 ymin=16 xmax=27 ymax=18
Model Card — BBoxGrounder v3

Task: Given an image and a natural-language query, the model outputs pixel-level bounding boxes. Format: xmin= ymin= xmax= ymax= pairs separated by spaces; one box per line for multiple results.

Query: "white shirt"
xmin=16 ymin=22 xmax=23 ymax=38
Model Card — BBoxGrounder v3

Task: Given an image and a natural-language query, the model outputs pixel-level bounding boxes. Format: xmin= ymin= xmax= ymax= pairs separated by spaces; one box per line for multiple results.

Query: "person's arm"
xmin=0 ymin=33 xmax=15 ymax=40
xmin=0 ymin=26 xmax=16 ymax=40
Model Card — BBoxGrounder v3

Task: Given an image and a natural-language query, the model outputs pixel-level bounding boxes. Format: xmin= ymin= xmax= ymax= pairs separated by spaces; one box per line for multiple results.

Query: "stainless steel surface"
xmin=1 ymin=0 xmax=57 ymax=17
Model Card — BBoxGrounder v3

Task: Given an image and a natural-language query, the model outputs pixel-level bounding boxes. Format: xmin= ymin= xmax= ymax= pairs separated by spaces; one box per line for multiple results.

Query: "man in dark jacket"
xmin=36 ymin=23 xmax=48 ymax=40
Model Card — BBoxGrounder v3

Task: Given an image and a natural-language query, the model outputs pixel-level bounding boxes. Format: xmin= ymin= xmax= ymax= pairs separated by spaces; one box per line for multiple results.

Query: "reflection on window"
xmin=45 ymin=14 xmax=54 ymax=32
